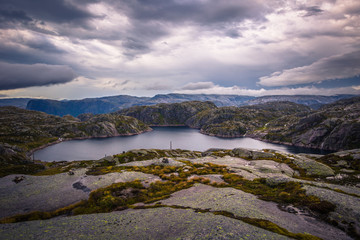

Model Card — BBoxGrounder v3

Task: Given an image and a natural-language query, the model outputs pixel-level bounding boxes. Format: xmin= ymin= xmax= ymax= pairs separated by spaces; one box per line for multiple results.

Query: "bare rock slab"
xmin=0 ymin=207 xmax=289 ymax=240
xmin=0 ymin=170 xmax=160 ymax=219
xmin=158 ymin=184 xmax=351 ymax=240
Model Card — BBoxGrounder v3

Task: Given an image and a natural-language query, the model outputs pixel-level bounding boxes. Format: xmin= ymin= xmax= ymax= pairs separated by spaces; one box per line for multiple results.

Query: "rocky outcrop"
xmin=117 ymin=101 xmax=217 ymax=126
xmin=188 ymin=102 xmax=311 ymax=137
xmin=253 ymin=96 xmax=360 ymax=151
xmin=231 ymin=148 xmax=276 ymax=160
xmin=0 ymin=143 xmax=30 ymax=165
xmin=0 ymin=107 xmax=151 ymax=166
xmin=289 ymin=155 xmax=335 ymax=177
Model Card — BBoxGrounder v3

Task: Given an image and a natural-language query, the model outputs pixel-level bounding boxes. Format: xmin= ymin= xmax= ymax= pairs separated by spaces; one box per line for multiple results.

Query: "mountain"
xmin=150 ymin=93 xmax=255 ymax=106
xmin=250 ymin=96 xmax=360 ymax=151
xmin=26 ymin=95 xmax=149 ymax=117
xmin=118 ymin=101 xmax=311 ymax=137
xmin=116 ymin=101 xmax=217 ymax=126
xmin=0 ymin=98 xmax=33 ymax=109
xmin=25 ymin=94 xmax=356 ymax=116
xmin=187 ymin=102 xmax=312 ymax=137
xmin=117 ymin=97 xmax=360 ymax=151
xmin=26 ymin=94 xmax=254 ymax=116
xmin=244 ymin=94 xmax=355 ymax=109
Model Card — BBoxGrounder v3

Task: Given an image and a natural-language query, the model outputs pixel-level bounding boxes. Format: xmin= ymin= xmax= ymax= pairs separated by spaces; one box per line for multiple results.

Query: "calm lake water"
xmin=34 ymin=127 xmax=332 ymax=162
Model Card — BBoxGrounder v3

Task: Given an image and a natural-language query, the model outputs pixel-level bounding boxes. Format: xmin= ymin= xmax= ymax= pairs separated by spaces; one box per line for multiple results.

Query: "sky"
xmin=0 ymin=0 xmax=359 ymax=99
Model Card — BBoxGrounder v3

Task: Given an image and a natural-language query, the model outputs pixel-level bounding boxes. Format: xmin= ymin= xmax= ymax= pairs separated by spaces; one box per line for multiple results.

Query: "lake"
xmin=34 ymin=127 xmax=332 ymax=161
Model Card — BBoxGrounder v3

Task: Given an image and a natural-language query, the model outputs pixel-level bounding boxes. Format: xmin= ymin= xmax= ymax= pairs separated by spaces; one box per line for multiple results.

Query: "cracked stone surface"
xmin=304 ymin=185 xmax=360 ymax=236
xmin=187 ymin=156 xmax=295 ymax=180
xmin=0 ymin=170 xmax=160 ymax=218
xmin=0 ymin=207 xmax=290 ymax=240
xmin=157 ymin=184 xmax=351 ymax=240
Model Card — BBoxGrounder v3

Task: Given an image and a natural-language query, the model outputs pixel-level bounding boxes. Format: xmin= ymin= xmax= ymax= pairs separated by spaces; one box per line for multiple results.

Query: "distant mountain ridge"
xmin=0 ymin=93 xmax=354 ymax=116
xmin=0 ymin=98 xmax=32 ymax=109
xmin=245 ymin=95 xmax=354 ymax=109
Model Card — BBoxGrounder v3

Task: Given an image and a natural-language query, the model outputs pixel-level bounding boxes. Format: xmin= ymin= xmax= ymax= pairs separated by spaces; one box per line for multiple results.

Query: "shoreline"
xmin=28 ymin=126 xmax=338 ymax=158
xmin=27 ymin=128 xmax=153 ymax=157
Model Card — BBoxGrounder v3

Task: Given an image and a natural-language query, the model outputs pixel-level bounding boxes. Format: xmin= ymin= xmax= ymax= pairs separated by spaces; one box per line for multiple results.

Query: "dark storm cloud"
xmin=0 ymin=8 xmax=33 ymax=28
xmin=0 ymin=0 xmax=98 ymax=24
xmin=0 ymin=35 xmax=66 ymax=66
xmin=118 ymin=0 xmax=269 ymax=25
xmin=0 ymin=62 xmax=77 ymax=90
xmin=301 ymin=6 xmax=323 ymax=17
xmin=104 ymin=0 xmax=272 ymax=56
xmin=181 ymin=82 xmax=215 ymax=90
xmin=0 ymin=43 xmax=49 ymax=64
xmin=1 ymin=0 xmax=273 ymax=59
xmin=259 ymin=50 xmax=360 ymax=87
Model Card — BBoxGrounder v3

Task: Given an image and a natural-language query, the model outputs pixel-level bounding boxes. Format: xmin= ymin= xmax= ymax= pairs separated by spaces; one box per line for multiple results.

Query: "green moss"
xmin=0 ymin=163 xmax=45 ymax=177
xmin=23 ymin=137 xmax=59 ymax=150
xmin=0 ymin=201 xmax=86 ymax=224
xmin=240 ymin=217 xmax=321 ymax=240
xmin=70 ymin=179 xmax=198 ymax=215
xmin=113 ymin=149 xmax=201 ymax=164
xmin=1 ymin=158 xmax=335 ymax=228
xmin=32 ymin=160 xmax=94 ymax=176
xmin=222 ymin=173 xmax=335 ymax=214
xmin=132 ymin=205 xmax=321 ymax=240
xmin=318 ymin=154 xmax=359 ymax=170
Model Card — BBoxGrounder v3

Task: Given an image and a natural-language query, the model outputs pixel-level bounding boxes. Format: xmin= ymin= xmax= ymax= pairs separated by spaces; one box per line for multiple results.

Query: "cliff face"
xmin=253 ymin=96 xmax=360 ymax=151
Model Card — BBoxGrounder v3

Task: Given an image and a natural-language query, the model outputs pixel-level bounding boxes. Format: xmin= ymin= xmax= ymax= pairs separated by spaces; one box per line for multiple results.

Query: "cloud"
xmin=118 ymin=0 xmax=269 ymax=24
xmin=176 ymin=82 xmax=360 ymax=96
xmin=0 ymin=9 xmax=33 ymax=28
xmin=181 ymin=81 xmax=216 ymax=90
xmin=0 ymin=0 xmax=359 ymax=100
xmin=88 ymin=0 xmax=273 ymax=57
xmin=0 ymin=0 xmax=98 ymax=25
xmin=259 ymin=51 xmax=360 ymax=87
xmin=0 ymin=62 xmax=77 ymax=90
xmin=300 ymin=6 xmax=324 ymax=17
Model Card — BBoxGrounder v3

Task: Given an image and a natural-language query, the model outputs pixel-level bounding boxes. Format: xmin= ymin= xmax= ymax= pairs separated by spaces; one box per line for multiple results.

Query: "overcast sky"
xmin=0 ymin=0 xmax=359 ymax=99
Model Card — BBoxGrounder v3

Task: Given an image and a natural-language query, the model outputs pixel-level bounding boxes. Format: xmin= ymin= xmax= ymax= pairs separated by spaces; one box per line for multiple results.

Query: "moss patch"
xmin=222 ymin=173 xmax=335 ymax=214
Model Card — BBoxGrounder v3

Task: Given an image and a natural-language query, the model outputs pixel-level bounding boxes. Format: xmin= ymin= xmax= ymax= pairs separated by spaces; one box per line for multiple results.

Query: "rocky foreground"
xmin=1 ymin=148 xmax=360 ymax=239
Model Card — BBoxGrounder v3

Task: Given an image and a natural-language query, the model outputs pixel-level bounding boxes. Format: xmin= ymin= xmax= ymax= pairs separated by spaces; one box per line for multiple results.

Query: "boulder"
xmin=265 ymin=176 xmax=291 ymax=187
xmin=292 ymin=156 xmax=335 ymax=177
xmin=231 ymin=148 xmax=275 ymax=160
xmin=251 ymin=151 xmax=275 ymax=160
xmin=231 ymin=148 xmax=253 ymax=159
